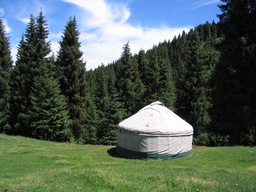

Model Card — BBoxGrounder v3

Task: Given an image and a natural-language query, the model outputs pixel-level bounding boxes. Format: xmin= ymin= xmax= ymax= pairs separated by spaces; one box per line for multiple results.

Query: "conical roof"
xmin=118 ymin=101 xmax=193 ymax=135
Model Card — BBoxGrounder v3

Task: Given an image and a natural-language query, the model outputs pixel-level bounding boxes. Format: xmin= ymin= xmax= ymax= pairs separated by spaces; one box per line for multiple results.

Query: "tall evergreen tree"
xmin=138 ymin=49 xmax=150 ymax=107
xmin=116 ymin=43 xmax=142 ymax=117
xmin=177 ymin=29 xmax=218 ymax=145
xmin=105 ymin=65 xmax=123 ymax=140
xmin=158 ymin=58 xmax=176 ymax=110
xmin=143 ymin=48 xmax=161 ymax=103
xmin=10 ymin=11 xmax=51 ymax=136
xmin=10 ymin=16 xmax=36 ymax=135
xmin=56 ymin=17 xmax=87 ymax=142
xmin=212 ymin=0 xmax=256 ymax=145
xmin=94 ymin=65 xmax=110 ymax=142
xmin=95 ymin=65 xmax=123 ymax=143
xmin=170 ymin=32 xmax=188 ymax=86
xmin=28 ymin=63 xmax=71 ymax=141
xmin=0 ymin=18 xmax=13 ymax=132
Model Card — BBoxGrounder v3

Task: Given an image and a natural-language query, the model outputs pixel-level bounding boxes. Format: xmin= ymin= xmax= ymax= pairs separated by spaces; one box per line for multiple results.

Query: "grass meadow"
xmin=0 ymin=134 xmax=255 ymax=192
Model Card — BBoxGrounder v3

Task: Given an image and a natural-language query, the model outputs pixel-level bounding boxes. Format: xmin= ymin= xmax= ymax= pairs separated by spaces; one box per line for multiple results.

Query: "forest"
xmin=0 ymin=0 xmax=255 ymax=146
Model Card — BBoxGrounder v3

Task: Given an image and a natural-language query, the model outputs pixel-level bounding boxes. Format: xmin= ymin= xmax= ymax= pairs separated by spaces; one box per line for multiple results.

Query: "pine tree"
xmin=212 ymin=0 xmax=256 ymax=145
xmin=105 ymin=65 xmax=123 ymax=140
xmin=170 ymin=32 xmax=188 ymax=86
xmin=143 ymin=48 xmax=161 ymax=103
xmin=10 ymin=11 xmax=51 ymax=136
xmin=36 ymin=11 xmax=51 ymax=59
xmin=0 ymin=18 xmax=13 ymax=132
xmin=177 ymin=29 xmax=217 ymax=145
xmin=137 ymin=49 xmax=150 ymax=107
xmin=158 ymin=58 xmax=176 ymax=110
xmin=141 ymin=46 xmax=176 ymax=109
xmin=116 ymin=42 xmax=142 ymax=117
xmin=29 ymin=64 xmax=71 ymax=141
xmin=84 ymin=94 xmax=98 ymax=144
xmin=95 ymin=65 xmax=124 ymax=143
xmin=10 ymin=16 xmax=36 ymax=135
xmin=94 ymin=65 xmax=110 ymax=143
xmin=56 ymin=17 xmax=87 ymax=142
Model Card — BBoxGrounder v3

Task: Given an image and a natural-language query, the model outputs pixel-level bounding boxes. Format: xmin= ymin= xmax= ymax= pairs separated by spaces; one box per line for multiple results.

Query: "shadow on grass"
xmin=107 ymin=147 xmax=140 ymax=160
xmin=107 ymin=147 xmax=119 ymax=157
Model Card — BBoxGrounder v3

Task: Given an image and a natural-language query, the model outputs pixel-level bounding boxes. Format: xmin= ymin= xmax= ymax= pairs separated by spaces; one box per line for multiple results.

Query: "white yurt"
xmin=117 ymin=101 xmax=193 ymax=160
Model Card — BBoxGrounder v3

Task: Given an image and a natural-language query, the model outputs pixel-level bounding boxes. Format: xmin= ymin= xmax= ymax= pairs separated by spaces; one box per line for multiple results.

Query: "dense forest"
xmin=0 ymin=0 xmax=255 ymax=146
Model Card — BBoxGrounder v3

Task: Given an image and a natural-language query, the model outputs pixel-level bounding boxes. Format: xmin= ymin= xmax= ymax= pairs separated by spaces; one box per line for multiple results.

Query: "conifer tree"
xmin=138 ymin=50 xmax=148 ymax=81
xmin=137 ymin=49 xmax=150 ymax=107
xmin=105 ymin=65 xmax=123 ymax=140
xmin=10 ymin=11 xmax=51 ymax=136
xmin=0 ymin=18 xmax=13 ymax=132
xmin=28 ymin=64 xmax=71 ymax=141
xmin=177 ymin=29 xmax=217 ymax=145
xmin=142 ymin=48 xmax=161 ymax=103
xmin=158 ymin=58 xmax=176 ymax=110
xmin=94 ymin=65 xmax=110 ymax=142
xmin=212 ymin=0 xmax=256 ymax=145
xmin=10 ymin=16 xmax=35 ymax=135
xmin=116 ymin=43 xmax=142 ymax=117
xmin=84 ymin=94 xmax=98 ymax=144
xmin=170 ymin=32 xmax=188 ymax=85
xmin=84 ymin=69 xmax=99 ymax=143
xmin=56 ymin=17 xmax=87 ymax=141
xmin=94 ymin=65 xmax=123 ymax=143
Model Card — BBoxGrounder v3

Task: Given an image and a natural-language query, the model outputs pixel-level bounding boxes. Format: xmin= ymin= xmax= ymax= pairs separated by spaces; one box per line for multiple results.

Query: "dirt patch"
xmin=247 ymin=166 xmax=256 ymax=172
xmin=0 ymin=138 xmax=7 ymax=141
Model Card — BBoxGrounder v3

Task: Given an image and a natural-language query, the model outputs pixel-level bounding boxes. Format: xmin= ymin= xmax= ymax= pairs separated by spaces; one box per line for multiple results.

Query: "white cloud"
xmin=49 ymin=32 xmax=62 ymax=40
xmin=16 ymin=7 xmax=30 ymax=25
xmin=188 ymin=0 xmax=221 ymax=10
xmin=10 ymin=46 xmax=18 ymax=65
xmin=0 ymin=8 xmax=11 ymax=33
xmin=51 ymin=41 xmax=60 ymax=54
xmin=16 ymin=1 xmax=52 ymax=25
xmin=0 ymin=8 xmax=5 ymax=16
xmin=59 ymin=0 xmax=191 ymax=70
xmin=18 ymin=17 xmax=30 ymax=25
xmin=3 ymin=19 xmax=12 ymax=33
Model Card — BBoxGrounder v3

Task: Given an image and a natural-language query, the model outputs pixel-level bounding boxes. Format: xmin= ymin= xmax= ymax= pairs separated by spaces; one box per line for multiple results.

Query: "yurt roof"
xmin=118 ymin=101 xmax=193 ymax=136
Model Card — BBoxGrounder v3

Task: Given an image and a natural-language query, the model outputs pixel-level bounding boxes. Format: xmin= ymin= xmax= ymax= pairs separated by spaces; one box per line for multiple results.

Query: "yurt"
xmin=117 ymin=101 xmax=193 ymax=160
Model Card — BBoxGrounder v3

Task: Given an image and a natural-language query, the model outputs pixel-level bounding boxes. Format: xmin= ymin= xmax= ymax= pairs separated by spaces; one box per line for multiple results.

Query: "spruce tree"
xmin=158 ymin=58 xmax=176 ymax=110
xmin=137 ymin=49 xmax=150 ymax=107
xmin=84 ymin=94 xmax=98 ymax=144
xmin=143 ymin=48 xmax=161 ymax=103
xmin=212 ymin=0 xmax=256 ymax=145
xmin=10 ymin=11 xmax=51 ymax=136
xmin=10 ymin=16 xmax=35 ymax=135
xmin=105 ymin=65 xmax=123 ymax=140
xmin=0 ymin=18 xmax=13 ymax=132
xmin=138 ymin=49 xmax=148 ymax=81
xmin=116 ymin=43 xmax=142 ymax=117
xmin=28 ymin=64 xmax=71 ymax=141
xmin=94 ymin=65 xmax=123 ymax=143
xmin=176 ymin=29 xmax=218 ymax=145
xmin=56 ymin=17 xmax=87 ymax=142
xmin=94 ymin=65 xmax=110 ymax=143
xmin=84 ymin=69 xmax=99 ymax=143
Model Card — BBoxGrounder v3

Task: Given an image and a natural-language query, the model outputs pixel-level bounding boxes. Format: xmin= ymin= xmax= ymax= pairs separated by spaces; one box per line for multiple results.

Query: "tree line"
xmin=0 ymin=0 xmax=255 ymax=145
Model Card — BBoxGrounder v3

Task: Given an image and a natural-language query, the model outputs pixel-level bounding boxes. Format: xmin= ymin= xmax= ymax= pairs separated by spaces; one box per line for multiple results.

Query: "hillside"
xmin=1 ymin=134 xmax=255 ymax=192
xmin=1 ymin=1 xmax=256 ymax=146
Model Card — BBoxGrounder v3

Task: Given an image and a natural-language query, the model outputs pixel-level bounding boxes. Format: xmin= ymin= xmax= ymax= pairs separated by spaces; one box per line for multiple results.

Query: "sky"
xmin=0 ymin=0 xmax=222 ymax=70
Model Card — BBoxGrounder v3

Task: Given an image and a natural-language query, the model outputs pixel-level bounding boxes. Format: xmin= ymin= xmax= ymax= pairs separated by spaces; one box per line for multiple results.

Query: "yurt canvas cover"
xmin=117 ymin=101 xmax=193 ymax=160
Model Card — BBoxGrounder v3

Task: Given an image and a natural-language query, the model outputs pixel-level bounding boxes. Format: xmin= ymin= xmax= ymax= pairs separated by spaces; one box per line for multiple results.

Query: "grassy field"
xmin=0 ymin=134 xmax=255 ymax=192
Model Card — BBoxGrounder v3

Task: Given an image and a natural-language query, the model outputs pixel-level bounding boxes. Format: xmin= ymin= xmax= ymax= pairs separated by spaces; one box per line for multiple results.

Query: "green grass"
xmin=0 ymin=134 xmax=256 ymax=192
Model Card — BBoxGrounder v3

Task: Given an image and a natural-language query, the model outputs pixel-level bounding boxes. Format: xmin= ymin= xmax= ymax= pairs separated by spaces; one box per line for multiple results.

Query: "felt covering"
xmin=117 ymin=101 xmax=193 ymax=160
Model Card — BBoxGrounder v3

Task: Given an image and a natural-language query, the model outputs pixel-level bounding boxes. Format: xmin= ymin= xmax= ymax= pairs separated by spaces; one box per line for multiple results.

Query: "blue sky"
xmin=1 ymin=0 xmax=222 ymax=70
